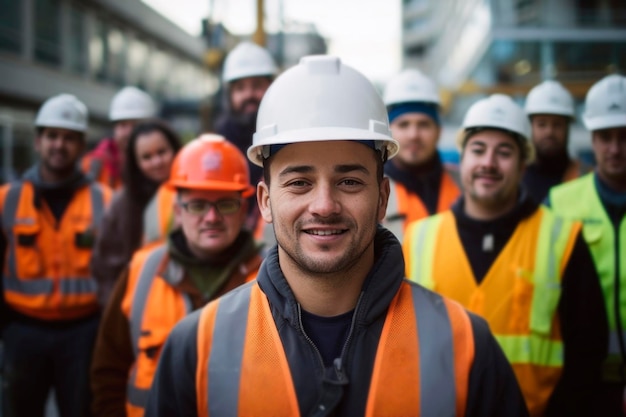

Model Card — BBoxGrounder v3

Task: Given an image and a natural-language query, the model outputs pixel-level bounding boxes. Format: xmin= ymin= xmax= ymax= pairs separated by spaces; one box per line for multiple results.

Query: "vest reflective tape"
xmin=207 ymin=284 xmax=253 ymax=417
xmin=88 ymin=158 xmax=103 ymax=182
xmin=495 ymin=334 xmax=563 ymax=367
xmin=129 ymin=245 xmax=168 ymax=357
xmin=2 ymin=182 xmax=105 ymax=298
xmin=142 ymin=194 xmax=160 ymax=244
xmin=403 ymin=214 xmax=443 ymax=289
xmin=200 ymin=282 xmax=473 ymax=417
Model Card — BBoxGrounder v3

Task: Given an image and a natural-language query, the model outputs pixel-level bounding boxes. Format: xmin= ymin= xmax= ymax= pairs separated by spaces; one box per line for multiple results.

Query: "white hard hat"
xmin=459 ymin=94 xmax=534 ymax=162
xmin=109 ymin=86 xmax=156 ymax=122
xmin=35 ymin=94 xmax=88 ymax=133
xmin=383 ymin=69 xmax=440 ymax=106
xmin=582 ymin=74 xmax=626 ymax=131
xmin=525 ymin=80 xmax=575 ymax=118
xmin=248 ymin=55 xmax=399 ymax=167
xmin=223 ymin=41 xmax=278 ymax=84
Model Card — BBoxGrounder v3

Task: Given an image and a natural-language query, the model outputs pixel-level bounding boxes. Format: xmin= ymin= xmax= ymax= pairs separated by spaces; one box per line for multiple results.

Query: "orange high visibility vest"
xmin=142 ymin=185 xmax=176 ymax=245
xmin=404 ymin=207 xmax=579 ymax=416
xmin=384 ymin=169 xmax=460 ymax=240
xmin=121 ymin=245 xmax=260 ymax=417
xmin=0 ymin=180 xmax=111 ymax=320
xmin=195 ymin=281 xmax=475 ymax=417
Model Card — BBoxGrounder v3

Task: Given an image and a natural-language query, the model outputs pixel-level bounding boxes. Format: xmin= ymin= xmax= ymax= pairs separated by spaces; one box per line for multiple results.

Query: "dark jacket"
xmin=144 ymin=227 xmax=528 ymax=417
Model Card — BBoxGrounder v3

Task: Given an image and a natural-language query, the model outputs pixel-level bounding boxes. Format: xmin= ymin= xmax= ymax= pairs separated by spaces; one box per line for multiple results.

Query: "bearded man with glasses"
xmin=89 ymin=134 xmax=263 ymax=417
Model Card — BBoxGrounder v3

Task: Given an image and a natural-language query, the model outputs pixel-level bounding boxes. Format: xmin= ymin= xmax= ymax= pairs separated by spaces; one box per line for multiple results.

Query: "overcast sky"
xmin=142 ymin=0 xmax=402 ymax=83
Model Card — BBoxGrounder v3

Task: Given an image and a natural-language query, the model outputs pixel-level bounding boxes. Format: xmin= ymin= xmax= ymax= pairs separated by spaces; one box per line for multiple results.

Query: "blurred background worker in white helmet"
xmin=547 ymin=73 xmax=626 ymax=417
xmin=403 ymin=93 xmax=607 ymax=417
xmin=145 ymin=55 xmax=527 ymax=417
xmin=81 ymin=86 xmax=157 ymax=190
xmin=0 ymin=94 xmax=112 ymax=417
xmin=381 ymin=69 xmax=461 ymax=241
xmin=522 ymin=80 xmax=592 ymax=203
xmin=215 ymin=41 xmax=278 ymax=188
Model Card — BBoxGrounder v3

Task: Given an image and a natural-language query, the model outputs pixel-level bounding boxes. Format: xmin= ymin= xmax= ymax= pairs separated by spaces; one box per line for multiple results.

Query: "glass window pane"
xmin=0 ymin=0 xmax=21 ymax=53
xmin=69 ymin=4 xmax=86 ymax=74
xmin=34 ymin=0 xmax=61 ymax=66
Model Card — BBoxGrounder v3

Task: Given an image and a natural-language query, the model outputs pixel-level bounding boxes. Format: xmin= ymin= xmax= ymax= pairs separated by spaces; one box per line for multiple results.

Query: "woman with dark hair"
xmin=91 ymin=120 xmax=182 ymax=306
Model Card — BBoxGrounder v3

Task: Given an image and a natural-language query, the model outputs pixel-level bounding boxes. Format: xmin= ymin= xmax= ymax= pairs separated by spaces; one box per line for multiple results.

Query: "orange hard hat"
xmin=167 ymin=134 xmax=255 ymax=197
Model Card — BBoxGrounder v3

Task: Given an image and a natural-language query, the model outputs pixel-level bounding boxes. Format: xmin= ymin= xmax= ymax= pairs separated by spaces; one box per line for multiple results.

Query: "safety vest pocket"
xmin=581 ymin=221 xmax=603 ymax=245
xmin=12 ymin=225 xmax=44 ymax=278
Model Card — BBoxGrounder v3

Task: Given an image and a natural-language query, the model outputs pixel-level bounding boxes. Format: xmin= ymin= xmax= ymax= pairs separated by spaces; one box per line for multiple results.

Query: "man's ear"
xmin=257 ymin=181 xmax=273 ymax=223
xmin=378 ymin=177 xmax=390 ymax=223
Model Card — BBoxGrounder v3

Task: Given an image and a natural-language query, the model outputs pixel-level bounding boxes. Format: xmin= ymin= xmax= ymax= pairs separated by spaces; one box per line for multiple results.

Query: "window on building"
xmin=89 ymin=17 xmax=107 ymax=81
xmin=34 ymin=0 xmax=62 ymax=66
xmin=108 ymin=26 xmax=126 ymax=86
xmin=0 ymin=0 xmax=21 ymax=53
xmin=68 ymin=4 xmax=87 ymax=74
xmin=127 ymin=37 xmax=150 ymax=86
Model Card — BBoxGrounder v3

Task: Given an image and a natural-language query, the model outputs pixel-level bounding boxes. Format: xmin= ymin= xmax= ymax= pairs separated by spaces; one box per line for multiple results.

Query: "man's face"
xmin=257 ymin=140 xmax=389 ymax=278
xmin=592 ymin=127 xmax=626 ymax=187
xmin=229 ymin=77 xmax=272 ymax=116
xmin=113 ymin=119 xmax=139 ymax=153
xmin=461 ymin=130 xmax=525 ymax=214
xmin=530 ymin=114 xmax=570 ymax=159
xmin=35 ymin=127 xmax=85 ymax=177
xmin=174 ymin=189 xmax=247 ymax=259
xmin=389 ymin=112 xmax=440 ymax=168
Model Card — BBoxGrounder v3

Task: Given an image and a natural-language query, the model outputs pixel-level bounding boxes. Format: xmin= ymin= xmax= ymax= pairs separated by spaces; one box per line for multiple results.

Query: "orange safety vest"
xmin=195 ymin=281 xmax=475 ymax=417
xmin=0 ymin=180 xmax=111 ymax=320
xmin=384 ymin=168 xmax=460 ymax=240
xmin=81 ymin=153 xmax=123 ymax=190
xmin=121 ymin=244 xmax=260 ymax=417
xmin=404 ymin=207 xmax=580 ymax=416
xmin=142 ymin=185 xmax=176 ymax=245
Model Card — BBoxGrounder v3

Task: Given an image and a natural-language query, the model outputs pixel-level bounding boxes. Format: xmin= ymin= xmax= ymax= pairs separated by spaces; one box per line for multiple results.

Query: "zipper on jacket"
xmin=297 ymin=303 xmax=327 ymax=371
xmin=334 ymin=292 xmax=365 ymax=383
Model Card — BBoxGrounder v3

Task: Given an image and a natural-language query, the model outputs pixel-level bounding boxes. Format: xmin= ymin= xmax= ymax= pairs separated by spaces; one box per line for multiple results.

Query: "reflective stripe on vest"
xmin=196 ymin=281 xmax=474 ymax=417
xmin=142 ymin=186 xmax=175 ymax=245
xmin=404 ymin=207 xmax=577 ymax=415
xmin=126 ymin=245 xmax=192 ymax=411
xmin=384 ymin=168 xmax=460 ymax=242
xmin=550 ymin=173 xmax=626 ymax=382
xmin=2 ymin=181 xmax=104 ymax=300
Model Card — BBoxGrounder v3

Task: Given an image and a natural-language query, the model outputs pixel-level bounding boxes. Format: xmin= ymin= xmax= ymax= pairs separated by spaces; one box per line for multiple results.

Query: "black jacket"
xmin=145 ymin=227 xmax=528 ymax=417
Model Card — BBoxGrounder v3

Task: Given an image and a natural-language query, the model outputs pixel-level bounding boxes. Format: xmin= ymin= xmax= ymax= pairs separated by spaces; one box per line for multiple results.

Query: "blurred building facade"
xmin=0 ymin=0 xmax=218 ymax=182
xmin=401 ymin=0 xmax=626 ymax=156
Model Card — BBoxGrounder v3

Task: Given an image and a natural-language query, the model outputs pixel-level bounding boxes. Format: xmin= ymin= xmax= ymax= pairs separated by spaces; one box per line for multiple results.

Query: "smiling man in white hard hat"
xmin=81 ymin=86 xmax=157 ymax=190
xmin=145 ymin=55 xmax=527 ymax=417
xmin=548 ymin=73 xmax=626 ymax=416
xmin=522 ymin=80 xmax=591 ymax=203
xmin=0 ymin=94 xmax=112 ymax=416
xmin=404 ymin=93 xmax=607 ymax=416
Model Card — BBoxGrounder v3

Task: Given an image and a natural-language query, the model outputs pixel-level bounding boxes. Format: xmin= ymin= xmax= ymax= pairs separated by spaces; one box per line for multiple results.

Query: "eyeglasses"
xmin=179 ymin=199 xmax=242 ymax=216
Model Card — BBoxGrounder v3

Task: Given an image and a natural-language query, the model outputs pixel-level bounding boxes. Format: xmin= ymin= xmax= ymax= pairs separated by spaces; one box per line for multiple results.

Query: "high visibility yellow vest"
xmin=195 ymin=281 xmax=475 ymax=417
xmin=403 ymin=206 xmax=579 ymax=416
xmin=550 ymin=173 xmax=626 ymax=383
xmin=142 ymin=185 xmax=175 ymax=245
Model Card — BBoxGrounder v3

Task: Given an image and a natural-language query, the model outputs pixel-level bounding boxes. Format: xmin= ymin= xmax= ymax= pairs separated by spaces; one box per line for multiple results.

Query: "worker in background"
xmin=547 ymin=74 xmax=626 ymax=417
xmin=403 ymin=94 xmax=607 ymax=416
xmin=90 ymin=120 xmax=182 ymax=307
xmin=382 ymin=69 xmax=461 ymax=240
xmin=91 ymin=134 xmax=262 ymax=417
xmin=145 ymin=56 xmax=528 ymax=417
xmin=214 ymin=41 xmax=277 ymax=235
xmin=522 ymin=80 xmax=591 ymax=203
xmin=0 ymin=94 xmax=112 ymax=417
xmin=82 ymin=86 xmax=157 ymax=190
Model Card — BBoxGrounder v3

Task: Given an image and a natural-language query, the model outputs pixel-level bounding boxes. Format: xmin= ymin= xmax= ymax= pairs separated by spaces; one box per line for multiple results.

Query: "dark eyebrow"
xmin=278 ymin=165 xmax=314 ymax=178
xmin=335 ymin=164 xmax=370 ymax=175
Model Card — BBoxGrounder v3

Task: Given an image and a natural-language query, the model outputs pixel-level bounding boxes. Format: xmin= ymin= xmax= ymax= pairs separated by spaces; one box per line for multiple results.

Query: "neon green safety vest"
xmin=550 ymin=173 xmax=626 ymax=382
